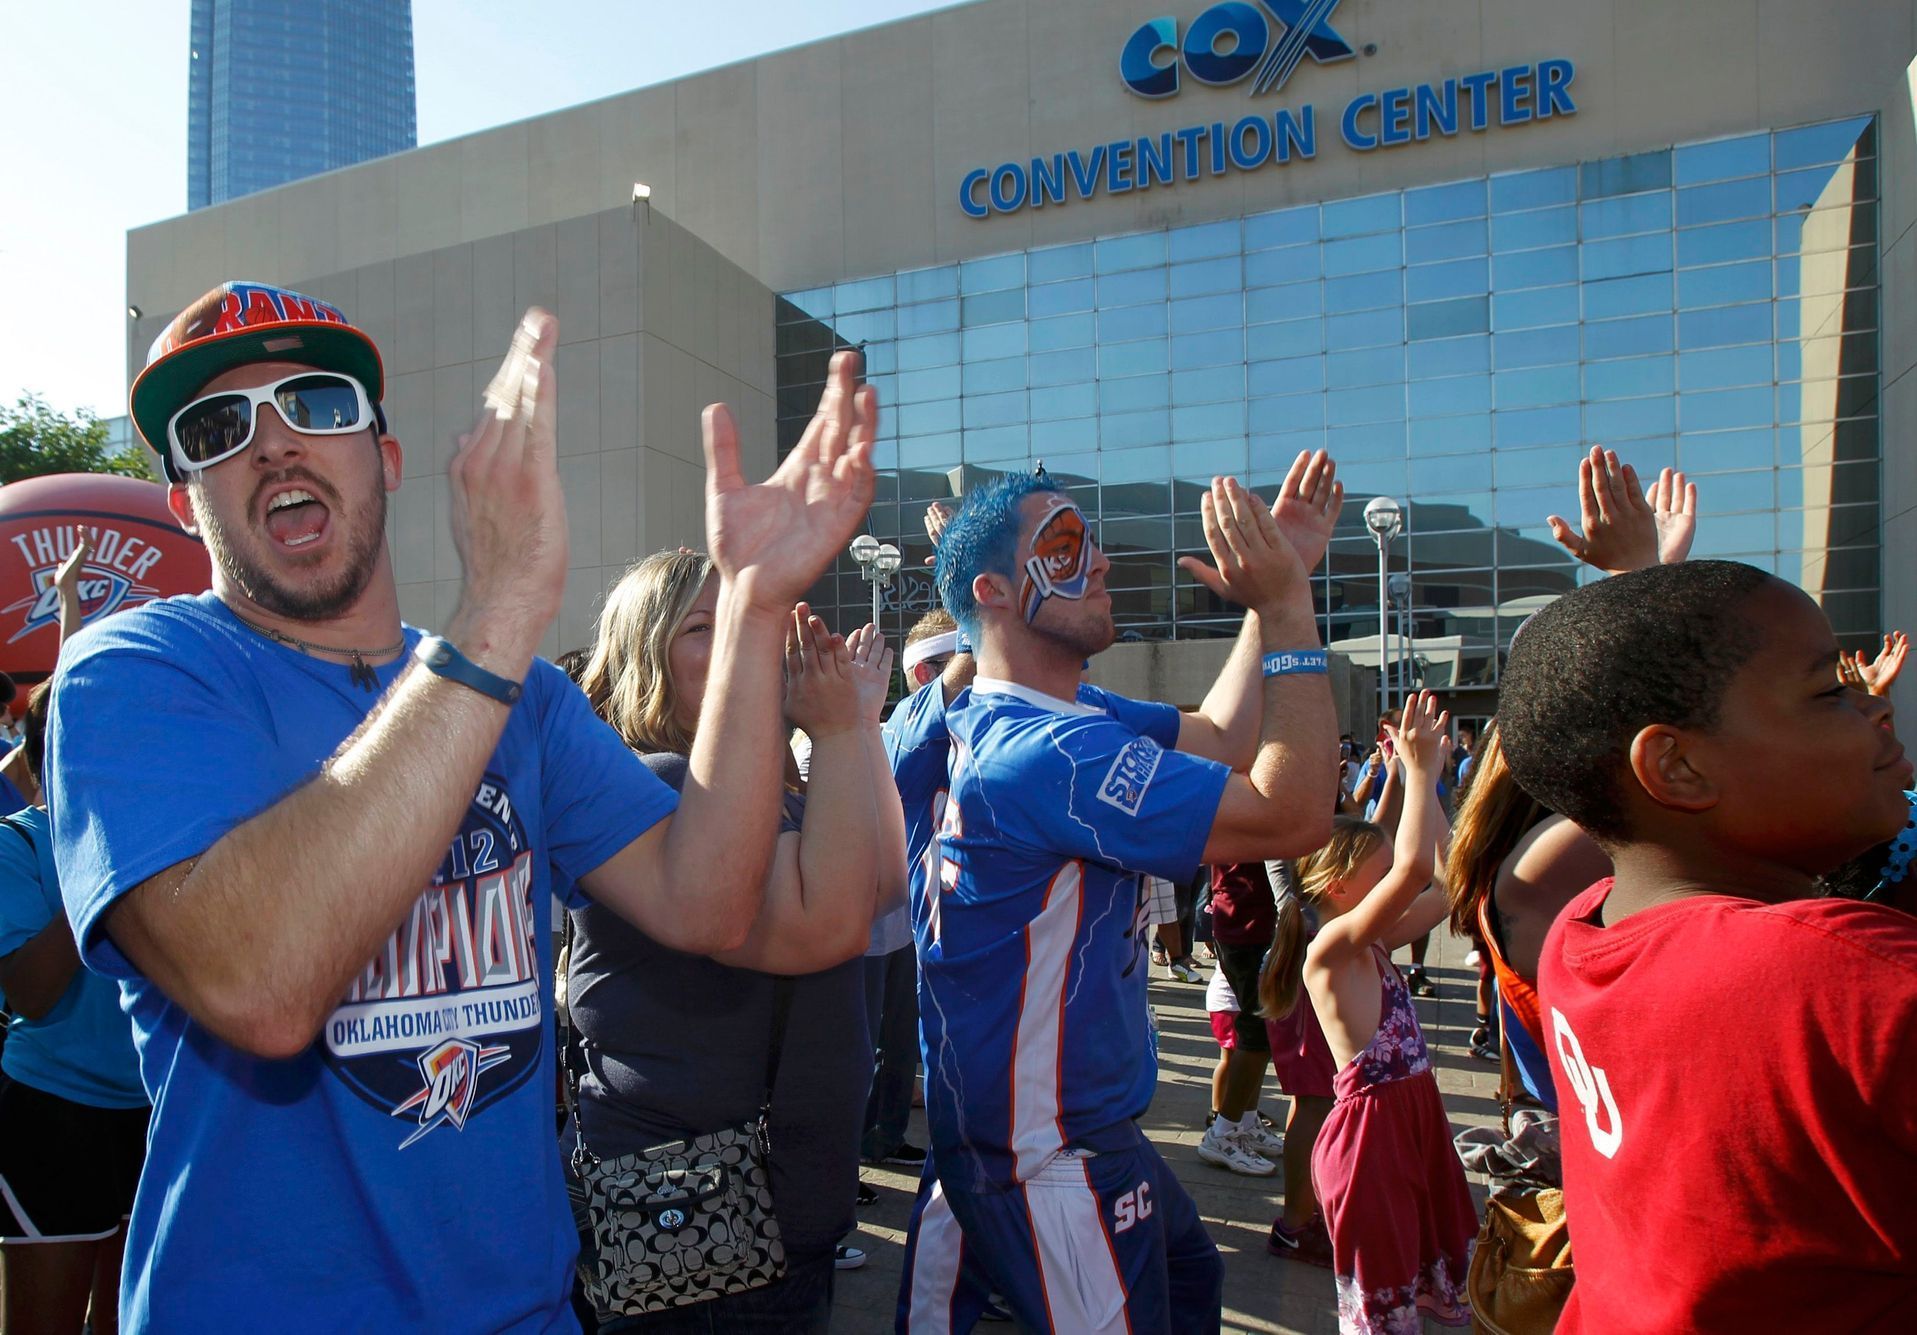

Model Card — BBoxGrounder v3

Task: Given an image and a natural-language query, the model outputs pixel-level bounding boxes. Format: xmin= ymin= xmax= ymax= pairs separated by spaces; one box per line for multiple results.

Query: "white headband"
xmin=902 ymin=630 xmax=961 ymax=674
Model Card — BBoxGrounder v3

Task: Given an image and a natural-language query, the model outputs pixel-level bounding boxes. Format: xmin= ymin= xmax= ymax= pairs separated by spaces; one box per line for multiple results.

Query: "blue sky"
xmin=0 ymin=0 xmax=957 ymax=421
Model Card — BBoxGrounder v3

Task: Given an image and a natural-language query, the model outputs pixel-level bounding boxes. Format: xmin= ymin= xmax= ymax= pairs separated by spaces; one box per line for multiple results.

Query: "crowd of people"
xmin=0 ymin=274 xmax=1911 ymax=1335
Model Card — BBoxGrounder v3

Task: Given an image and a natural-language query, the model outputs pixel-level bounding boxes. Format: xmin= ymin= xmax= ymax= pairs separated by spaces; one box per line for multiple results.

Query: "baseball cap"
xmin=130 ymin=280 xmax=385 ymax=482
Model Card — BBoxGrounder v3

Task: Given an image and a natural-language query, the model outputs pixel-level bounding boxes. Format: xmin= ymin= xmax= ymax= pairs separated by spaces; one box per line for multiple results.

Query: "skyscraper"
xmin=187 ymin=0 xmax=416 ymax=211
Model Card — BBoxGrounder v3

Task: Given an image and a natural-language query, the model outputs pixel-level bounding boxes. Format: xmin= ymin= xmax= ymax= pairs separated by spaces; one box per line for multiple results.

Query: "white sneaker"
xmin=1168 ymin=958 xmax=1203 ymax=984
xmin=1196 ymin=1120 xmax=1277 ymax=1176
xmin=1235 ymin=1113 xmax=1284 ymax=1159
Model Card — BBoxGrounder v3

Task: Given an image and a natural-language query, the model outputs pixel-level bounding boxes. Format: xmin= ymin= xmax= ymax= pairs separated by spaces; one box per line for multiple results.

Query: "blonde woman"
xmin=568 ymin=550 xmax=906 ymax=1330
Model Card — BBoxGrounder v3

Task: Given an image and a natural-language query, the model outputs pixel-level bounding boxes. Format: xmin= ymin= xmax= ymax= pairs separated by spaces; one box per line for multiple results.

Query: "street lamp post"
xmin=850 ymin=534 xmax=902 ymax=628
xmin=1363 ymin=496 xmax=1403 ymax=722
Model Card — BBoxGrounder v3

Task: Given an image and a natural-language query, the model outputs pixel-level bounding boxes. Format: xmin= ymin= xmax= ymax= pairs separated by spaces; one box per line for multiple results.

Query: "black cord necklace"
xmin=230 ymin=610 xmax=403 ymax=691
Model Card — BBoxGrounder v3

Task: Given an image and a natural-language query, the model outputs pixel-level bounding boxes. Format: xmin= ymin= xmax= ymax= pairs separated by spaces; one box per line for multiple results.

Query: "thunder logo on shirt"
xmin=322 ymin=773 xmax=546 ymax=1147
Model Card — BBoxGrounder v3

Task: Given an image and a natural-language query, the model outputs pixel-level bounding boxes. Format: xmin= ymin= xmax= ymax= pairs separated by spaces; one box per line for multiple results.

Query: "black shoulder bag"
xmin=562 ymin=931 xmax=795 ymax=1317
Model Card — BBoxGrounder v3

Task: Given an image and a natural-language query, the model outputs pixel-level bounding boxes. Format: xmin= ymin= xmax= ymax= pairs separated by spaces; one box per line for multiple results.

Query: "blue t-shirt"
xmin=0 ymin=805 xmax=145 ymax=1107
xmin=47 ymin=593 xmax=676 ymax=1333
xmin=0 ymin=737 xmax=27 ymax=815
xmin=918 ymin=677 xmax=1222 ymax=1189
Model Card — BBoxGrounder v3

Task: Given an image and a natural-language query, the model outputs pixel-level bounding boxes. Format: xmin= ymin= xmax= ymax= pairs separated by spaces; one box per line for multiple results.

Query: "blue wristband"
xmin=415 ymin=635 xmax=524 ymax=706
xmin=1262 ymin=649 xmax=1329 ymax=678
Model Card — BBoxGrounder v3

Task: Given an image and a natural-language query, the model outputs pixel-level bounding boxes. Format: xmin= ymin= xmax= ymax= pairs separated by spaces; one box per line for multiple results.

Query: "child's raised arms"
xmin=1313 ymin=690 xmax=1451 ymax=967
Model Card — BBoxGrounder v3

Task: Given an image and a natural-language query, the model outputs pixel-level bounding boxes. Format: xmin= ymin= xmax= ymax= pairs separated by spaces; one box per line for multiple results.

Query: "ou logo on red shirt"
xmin=1551 ymin=1008 xmax=1624 ymax=1159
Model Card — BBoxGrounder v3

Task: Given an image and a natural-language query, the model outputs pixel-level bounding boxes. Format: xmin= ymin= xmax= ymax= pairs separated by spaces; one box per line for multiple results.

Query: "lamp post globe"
xmin=1363 ymin=495 xmax=1403 ymax=540
xmin=850 ymin=534 xmax=880 ymax=566
xmin=876 ymin=543 xmax=902 ymax=576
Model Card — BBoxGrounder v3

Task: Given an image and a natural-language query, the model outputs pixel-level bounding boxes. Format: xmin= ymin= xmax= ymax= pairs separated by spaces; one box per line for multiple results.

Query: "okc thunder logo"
xmin=4 ymin=564 xmax=158 ymax=643
xmin=391 ymin=1038 xmax=512 ymax=1149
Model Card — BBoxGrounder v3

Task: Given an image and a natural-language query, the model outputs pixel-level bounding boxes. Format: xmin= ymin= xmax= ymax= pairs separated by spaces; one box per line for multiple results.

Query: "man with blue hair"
xmin=896 ymin=455 xmax=1342 ymax=1333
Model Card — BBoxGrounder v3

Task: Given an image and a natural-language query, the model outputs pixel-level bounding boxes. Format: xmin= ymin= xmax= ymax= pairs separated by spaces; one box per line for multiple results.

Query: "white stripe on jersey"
xmin=1010 ymin=861 xmax=1085 ymax=1181
xmin=905 ymin=1176 xmax=965 ymax=1334
xmin=1024 ymin=1153 xmax=1131 ymax=1332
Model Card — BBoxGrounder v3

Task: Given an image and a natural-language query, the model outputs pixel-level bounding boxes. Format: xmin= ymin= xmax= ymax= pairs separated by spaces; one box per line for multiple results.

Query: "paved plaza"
xmin=830 ymin=929 xmax=1497 ymax=1333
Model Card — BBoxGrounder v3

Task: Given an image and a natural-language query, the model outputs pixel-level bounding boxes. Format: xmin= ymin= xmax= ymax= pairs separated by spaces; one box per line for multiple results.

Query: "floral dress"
xmin=1310 ymin=946 xmax=1477 ymax=1334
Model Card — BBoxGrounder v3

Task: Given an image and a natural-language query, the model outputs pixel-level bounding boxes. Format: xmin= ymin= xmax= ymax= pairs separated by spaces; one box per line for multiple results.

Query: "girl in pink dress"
xmin=1264 ymin=690 xmax=1476 ymax=1333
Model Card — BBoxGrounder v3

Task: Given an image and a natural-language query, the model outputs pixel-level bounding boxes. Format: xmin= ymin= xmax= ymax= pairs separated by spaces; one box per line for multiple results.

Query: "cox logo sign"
xmin=1121 ymin=0 xmax=1354 ymax=99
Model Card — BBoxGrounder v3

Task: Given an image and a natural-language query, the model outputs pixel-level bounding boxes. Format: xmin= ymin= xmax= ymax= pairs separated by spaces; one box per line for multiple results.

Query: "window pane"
xmin=1495 ymin=365 xmax=1579 ymax=409
xmin=1773 ymin=117 xmax=1873 ymax=172
xmin=1585 ymin=395 xmax=1674 ymax=440
xmin=1581 ymin=192 xmax=1673 ymax=239
xmin=1495 ymin=324 xmax=1578 ymax=369
xmin=1676 ymin=176 xmax=1771 ymax=227
xmin=1322 ymin=192 xmax=1401 ymax=237
xmin=1169 ymin=256 xmax=1242 ymax=297
xmin=1584 ymin=354 xmax=1673 ymax=400
xmin=1678 ymin=260 xmax=1771 ymax=308
xmin=1408 ymin=296 xmax=1489 ymax=340
xmin=1677 ymin=218 xmax=1771 ymax=267
xmin=1170 ymin=328 xmax=1244 ymax=370
xmin=1494 ymin=285 xmax=1580 ymax=330
xmin=1580 ymin=149 xmax=1673 ymax=199
xmin=1168 ymin=219 xmax=1240 ymax=261
xmin=1324 ymin=232 xmax=1402 ymax=276
xmin=1328 ymin=346 xmax=1405 ymax=389
xmin=1095 ymin=232 xmax=1167 ymax=272
xmin=1495 ymin=245 xmax=1578 ymax=289
xmin=960 ymin=254 xmax=1024 ymax=293
xmin=1406 ymin=219 xmax=1488 ymax=264
xmin=1247 ymin=245 xmax=1321 ymax=286
xmin=1411 ymin=411 xmax=1491 ymax=454
xmin=1585 ymin=272 xmax=1672 ymax=320
xmin=1494 ymin=405 xmax=1581 ymax=449
xmin=1097 ymin=267 xmax=1166 ymax=306
xmin=1407 ymin=257 xmax=1489 ymax=301
xmin=1245 ymin=205 xmax=1319 ymax=250
xmin=1585 ymin=314 xmax=1673 ymax=360
xmin=1247 ymin=318 xmax=1323 ymax=359
xmin=1247 ymin=280 xmax=1322 ymax=323
xmin=1026 ymin=245 xmax=1090 ymax=284
xmin=897 ymin=265 xmax=960 ymax=302
xmin=1674 ymin=133 xmax=1770 ymax=185
xmin=1409 ymin=334 xmax=1490 ymax=378
xmin=1492 ymin=206 xmax=1577 ymax=252
xmin=1582 ymin=233 xmax=1673 ymax=281
xmin=1028 ymin=279 xmax=1093 ymax=317
xmin=1402 ymin=180 xmax=1484 ymax=227
xmin=1326 ymin=307 xmax=1403 ymax=349
xmin=1326 ymin=269 xmax=1403 ymax=311
xmin=1409 ymin=375 xmax=1490 ymax=417
xmin=1490 ymin=166 xmax=1577 ymax=211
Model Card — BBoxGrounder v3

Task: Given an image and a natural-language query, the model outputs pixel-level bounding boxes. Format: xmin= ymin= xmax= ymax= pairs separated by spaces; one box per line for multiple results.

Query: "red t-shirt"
xmin=1539 ymin=879 xmax=1917 ymax=1332
xmin=1208 ymin=862 xmax=1274 ymax=946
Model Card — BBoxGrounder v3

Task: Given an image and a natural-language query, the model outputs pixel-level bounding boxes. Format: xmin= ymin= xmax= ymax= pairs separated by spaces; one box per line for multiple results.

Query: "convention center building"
xmin=123 ymin=0 xmax=1917 ymax=721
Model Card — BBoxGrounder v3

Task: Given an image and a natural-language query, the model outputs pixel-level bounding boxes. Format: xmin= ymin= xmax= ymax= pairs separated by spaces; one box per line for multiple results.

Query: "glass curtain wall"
xmin=776 ymin=115 xmax=1880 ymax=699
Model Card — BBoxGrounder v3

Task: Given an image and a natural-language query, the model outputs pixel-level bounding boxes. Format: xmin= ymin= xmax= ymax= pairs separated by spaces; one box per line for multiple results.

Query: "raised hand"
xmin=447 ymin=310 xmax=568 ymax=644
xmin=1384 ymin=689 xmax=1451 ymax=778
xmin=53 ymin=527 xmax=93 ymax=599
xmin=1268 ymin=449 xmax=1343 ymax=571
xmin=782 ymin=604 xmax=860 ymax=739
xmin=705 ymin=350 xmax=877 ymax=611
xmin=1648 ymin=467 xmax=1699 ymax=566
xmin=1547 ymin=447 xmax=1659 ymax=575
xmin=1857 ymin=631 xmax=1909 ymax=696
xmin=921 ymin=500 xmax=954 ymax=566
xmin=844 ymin=622 xmax=896 ymax=723
xmin=1177 ymin=476 xmax=1310 ymax=613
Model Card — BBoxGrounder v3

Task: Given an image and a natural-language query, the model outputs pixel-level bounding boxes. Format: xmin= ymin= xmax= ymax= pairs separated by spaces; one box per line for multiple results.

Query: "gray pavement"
xmin=829 ymin=928 xmax=1498 ymax=1334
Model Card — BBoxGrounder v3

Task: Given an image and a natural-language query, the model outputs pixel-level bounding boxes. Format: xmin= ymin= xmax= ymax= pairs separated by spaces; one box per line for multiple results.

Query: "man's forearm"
xmin=791 ymin=729 xmax=883 ymax=950
xmin=1246 ymin=595 xmax=1338 ymax=830
xmin=1181 ymin=612 xmax=1263 ymax=770
xmin=865 ymin=725 xmax=908 ymax=908
xmin=111 ymin=608 xmax=539 ymax=1057
xmin=654 ymin=584 xmax=791 ymax=950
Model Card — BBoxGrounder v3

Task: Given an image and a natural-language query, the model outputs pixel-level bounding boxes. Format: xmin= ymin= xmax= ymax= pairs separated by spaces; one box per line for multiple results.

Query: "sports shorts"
xmin=1214 ymin=941 xmax=1271 ymax=1052
xmin=0 ymin=1076 xmax=149 ymax=1243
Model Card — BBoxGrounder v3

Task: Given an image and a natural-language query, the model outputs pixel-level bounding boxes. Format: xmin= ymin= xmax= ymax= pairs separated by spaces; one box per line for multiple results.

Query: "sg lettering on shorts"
xmin=1113 ymin=1181 xmax=1153 ymax=1233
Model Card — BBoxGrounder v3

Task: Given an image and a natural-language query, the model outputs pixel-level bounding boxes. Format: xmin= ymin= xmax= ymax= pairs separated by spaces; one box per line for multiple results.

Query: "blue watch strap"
xmin=415 ymin=635 xmax=524 ymax=706
xmin=1262 ymin=649 xmax=1329 ymax=677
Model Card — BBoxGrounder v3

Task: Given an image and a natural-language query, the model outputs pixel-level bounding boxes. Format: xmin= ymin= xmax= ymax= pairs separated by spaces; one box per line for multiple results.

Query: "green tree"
xmin=0 ymin=394 xmax=156 ymax=485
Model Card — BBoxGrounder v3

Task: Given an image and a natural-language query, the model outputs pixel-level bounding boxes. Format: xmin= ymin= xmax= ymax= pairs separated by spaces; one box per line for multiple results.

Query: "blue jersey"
xmin=882 ymin=677 xmax=1182 ymax=944
xmin=48 ymin=593 xmax=674 ymax=1333
xmin=918 ymin=677 xmax=1224 ymax=1188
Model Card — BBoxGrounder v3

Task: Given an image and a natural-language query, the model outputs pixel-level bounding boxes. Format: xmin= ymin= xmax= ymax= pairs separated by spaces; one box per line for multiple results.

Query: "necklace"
xmin=230 ymin=610 xmax=404 ymax=691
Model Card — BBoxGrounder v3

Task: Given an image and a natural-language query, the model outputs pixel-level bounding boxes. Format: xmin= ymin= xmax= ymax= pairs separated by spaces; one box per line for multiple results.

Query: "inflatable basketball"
xmin=0 ymin=472 xmax=212 ymax=710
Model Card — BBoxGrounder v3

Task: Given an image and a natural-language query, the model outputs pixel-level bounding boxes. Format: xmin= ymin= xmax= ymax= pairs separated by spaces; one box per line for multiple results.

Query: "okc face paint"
xmin=1019 ymin=499 xmax=1093 ymax=623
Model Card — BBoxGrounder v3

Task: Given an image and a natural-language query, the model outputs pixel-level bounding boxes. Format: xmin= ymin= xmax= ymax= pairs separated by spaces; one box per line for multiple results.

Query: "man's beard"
xmin=197 ymin=470 xmax=387 ymax=622
xmin=1030 ymin=600 xmax=1116 ymax=661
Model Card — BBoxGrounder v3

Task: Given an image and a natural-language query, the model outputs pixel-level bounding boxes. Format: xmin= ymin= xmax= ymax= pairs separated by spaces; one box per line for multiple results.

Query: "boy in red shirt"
xmin=1498 ymin=560 xmax=1917 ymax=1332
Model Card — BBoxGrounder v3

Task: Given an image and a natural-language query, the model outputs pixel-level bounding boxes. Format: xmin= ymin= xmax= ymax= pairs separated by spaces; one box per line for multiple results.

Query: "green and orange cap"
xmin=130 ymin=280 xmax=385 ymax=482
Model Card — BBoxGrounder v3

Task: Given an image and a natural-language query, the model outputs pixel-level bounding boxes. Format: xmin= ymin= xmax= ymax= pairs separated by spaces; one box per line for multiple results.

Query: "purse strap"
xmin=561 ymin=907 xmax=798 ymax=1164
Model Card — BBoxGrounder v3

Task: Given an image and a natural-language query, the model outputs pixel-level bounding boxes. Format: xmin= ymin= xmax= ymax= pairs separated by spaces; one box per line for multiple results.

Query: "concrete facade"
xmin=279 ymin=206 xmax=776 ymax=658
xmin=123 ymin=0 xmax=1917 ymax=701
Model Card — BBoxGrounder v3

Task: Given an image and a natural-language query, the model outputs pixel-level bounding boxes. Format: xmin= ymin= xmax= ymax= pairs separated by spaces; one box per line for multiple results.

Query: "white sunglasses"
xmin=167 ymin=372 xmax=376 ymax=475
